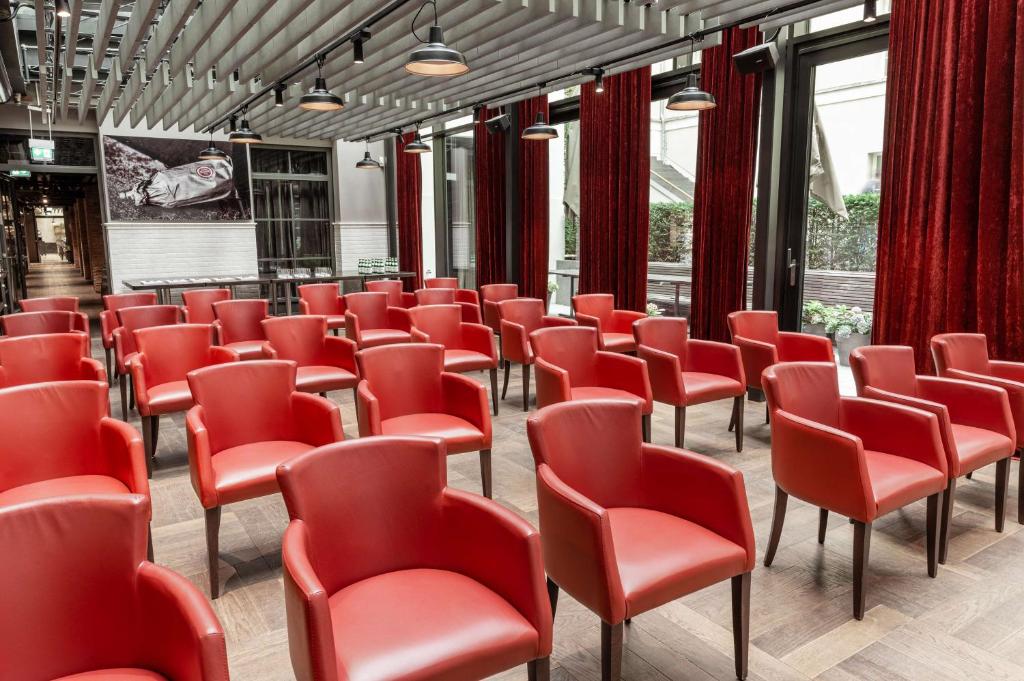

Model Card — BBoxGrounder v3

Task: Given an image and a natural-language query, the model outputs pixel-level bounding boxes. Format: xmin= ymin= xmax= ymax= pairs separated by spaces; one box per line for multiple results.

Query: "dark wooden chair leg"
xmin=852 ymin=520 xmax=872 ymax=620
xmin=818 ymin=508 xmax=828 ymax=544
xmin=728 ymin=400 xmax=737 ymax=432
xmin=479 ymin=449 xmax=492 ymax=498
xmin=765 ymin=402 xmax=770 ymax=424
xmin=764 ymin=486 xmax=788 ymax=567
xmin=141 ymin=415 xmax=154 ymax=478
xmin=501 ymin=360 xmax=511 ymax=399
xmin=642 ymin=413 xmax=651 ymax=443
xmin=939 ymin=477 xmax=956 ymax=564
xmin=732 ymin=572 xmax=751 ymax=681
xmin=205 ymin=506 xmax=221 ymax=599
xmin=528 ymin=657 xmax=550 ymax=681
xmin=147 ymin=522 xmax=155 ymax=562
xmin=128 ymin=374 xmax=135 ymax=410
xmin=926 ymin=491 xmax=940 ymax=577
xmin=734 ymin=395 xmax=744 ymax=452
xmin=1018 ymin=451 xmax=1024 ymax=524
xmin=151 ymin=415 xmax=160 ymax=468
xmin=965 ymin=471 xmax=973 ymax=480
xmin=522 ymin=363 xmax=531 ymax=412
xmin=995 ymin=456 xmax=1011 ymax=532
xmin=674 ymin=406 xmax=686 ymax=448
xmin=547 ymin=577 xmax=559 ymax=617
xmin=119 ymin=375 xmax=129 ymax=421
xmin=601 ymin=621 xmax=624 ymax=681
xmin=489 ymin=367 xmax=499 ymax=415
xmin=104 ymin=347 xmax=113 ymax=385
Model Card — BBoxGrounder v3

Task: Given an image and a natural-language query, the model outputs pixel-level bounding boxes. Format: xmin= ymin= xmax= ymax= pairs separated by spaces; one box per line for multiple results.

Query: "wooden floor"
xmin=32 ymin=263 xmax=1024 ymax=681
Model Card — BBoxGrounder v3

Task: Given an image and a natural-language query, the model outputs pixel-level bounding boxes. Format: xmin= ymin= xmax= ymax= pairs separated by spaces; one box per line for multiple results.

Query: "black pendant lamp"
xmin=667 ymin=36 xmax=717 ymax=112
xmin=405 ymin=1 xmax=469 ymax=77
xmin=403 ymin=127 xmax=431 ymax=154
xmin=356 ymin=142 xmax=380 ymax=169
xmin=300 ymin=56 xmax=344 ymax=111
xmin=198 ymin=131 xmax=229 ymax=161
xmin=522 ymin=111 xmax=557 ymax=140
xmin=228 ymin=109 xmax=262 ymax=144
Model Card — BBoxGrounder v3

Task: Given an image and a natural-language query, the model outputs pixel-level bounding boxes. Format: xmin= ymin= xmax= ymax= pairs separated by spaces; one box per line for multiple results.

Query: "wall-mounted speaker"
xmin=733 ymin=42 xmax=779 ymax=74
xmin=485 ymin=112 xmax=511 ymax=134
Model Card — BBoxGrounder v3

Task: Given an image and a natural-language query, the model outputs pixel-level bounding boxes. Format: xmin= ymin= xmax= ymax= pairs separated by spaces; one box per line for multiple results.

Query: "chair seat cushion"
xmin=145 ymin=380 xmax=193 ymax=414
xmin=55 ymin=670 xmax=167 ymax=680
xmin=381 ymin=413 xmax=487 ymax=454
xmin=360 ymin=328 xmax=412 ymax=348
xmin=0 ymin=475 xmax=130 ymax=507
xmin=950 ymin=424 xmax=1015 ymax=476
xmin=602 ymin=332 xmax=637 ymax=353
xmin=570 ymin=386 xmax=651 ymax=414
xmin=444 ymin=349 xmax=496 ymax=373
xmin=326 ymin=315 xmax=346 ymax=330
xmin=329 ymin=568 xmax=538 ymax=681
xmin=296 ymin=365 xmax=358 ymax=393
xmin=224 ymin=340 xmax=268 ymax=361
xmin=607 ymin=507 xmax=747 ymax=618
xmin=212 ymin=440 xmax=315 ymax=505
xmin=681 ymin=372 xmax=745 ymax=405
xmin=865 ymin=449 xmax=947 ymax=518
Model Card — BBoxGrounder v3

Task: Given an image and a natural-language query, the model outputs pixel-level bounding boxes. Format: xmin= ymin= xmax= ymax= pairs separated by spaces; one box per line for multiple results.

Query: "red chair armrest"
xmin=542 ymin=315 xmax=577 ymax=328
xmin=356 ymin=380 xmax=382 ymax=436
xmin=733 ymin=335 xmax=778 ymax=388
xmin=387 ymin=306 xmax=412 ymax=332
xmin=209 ymin=346 xmax=240 ymax=364
xmin=534 ymin=357 xmax=571 ymax=408
xmin=185 ymin=407 xmax=218 ymax=508
xmin=130 ymin=353 xmax=152 ymax=415
xmin=299 ymin=300 xmax=311 ymax=315
xmin=500 ymin=320 xmax=531 ymax=364
xmin=637 ymin=345 xmax=684 ymax=405
xmin=261 ymin=342 xmax=278 ymax=360
xmin=840 ymin=397 xmax=947 ymax=475
xmin=610 ymin=310 xmax=646 ymax=333
xmin=113 ymin=327 xmax=128 ymax=371
xmin=685 ymin=339 xmax=746 ymax=385
xmin=457 ymin=301 xmax=483 ymax=325
xmin=290 ymin=392 xmax=344 ymax=447
xmin=282 ymin=522 xmax=338 ymax=681
xmin=989 ymin=361 xmax=1024 ymax=383
xmin=410 ymin=327 xmax=430 ymax=343
xmin=100 ymin=417 xmax=149 ymax=497
xmin=211 ymin=320 xmax=224 ymax=346
xmin=323 ymin=336 xmax=358 ymax=374
xmin=441 ymin=372 xmax=491 ymax=438
xmin=136 ymin=561 xmax=229 ymax=681
xmin=74 ymin=311 xmax=90 ymax=335
xmin=101 ymin=309 xmax=117 ymax=347
xmin=344 ymin=311 xmax=360 ymax=343
xmin=575 ymin=312 xmax=601 ymax=332
xmin=461 ymin=323 xmax=498 ymax=360
xmin=455 ymin=289 xmax=480 ymax=306
xmin=441 ymin=489 xmax=552 ymax=656
xmin=80 ymin=357 xmax=108 ymax=382
xmin=917 ymin=376 xmax=1016 ymax=441
xmin=595 ymin=352 xmax=652 ymax=409
xmin=778 ymin=332 xmax=834 ymax=362
xmin=641 ymin=444 xmax=755 ymax=572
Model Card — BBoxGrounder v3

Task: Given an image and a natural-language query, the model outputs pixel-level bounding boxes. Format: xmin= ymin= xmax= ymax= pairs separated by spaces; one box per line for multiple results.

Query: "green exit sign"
xmin=29 ymin=146 xmax=54 ymax=162
xmin=9 ymin=169 xmax=30 ymax=177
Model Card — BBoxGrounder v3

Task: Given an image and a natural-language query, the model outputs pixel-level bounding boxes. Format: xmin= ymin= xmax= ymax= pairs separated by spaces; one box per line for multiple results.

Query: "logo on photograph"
xmin=195 ymin=165 xmax=215 ymax=179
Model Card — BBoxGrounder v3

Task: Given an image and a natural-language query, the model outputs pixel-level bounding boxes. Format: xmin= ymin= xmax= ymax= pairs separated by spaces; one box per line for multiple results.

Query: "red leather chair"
xmin=530 ymin=326 xmax=653 ymax=440
xmin=299 ymin=283 xmax=346 ymax=333
xmin=1 ymin=310 xmax=83 ymax=337
xmin=0 ymin=495 xmax=229 ymax=681
xmin=356 ymin=343 xmax=494 ymax=497
xmin=762 ymin=362 xmax=948 ymax=619
xmin=635 ymin=317 xmax=746 ymax=450
xmin=277 ymin=436 xmax=553 ymax=681
xmin=0 ymin=333 xmax=105 ymax=387
xmin=851 ymin=345 xmax=1016 ymax=560
xmin=727 ymin=310 xmax=833 ymax=399
xmin=131 ymin=324 xmax=239 ymax=476
xmin=182 ymin=288 xmax=232 ymax=324
xmin=414 ymin=287 xmax=456 ymax=306
xmin=527 ymin=399 xmax=755 ymax=681
xmin=113 ymin=304 xmax=182 ymax=420
xmin=344 ymin=291 xmax=412 ymax=349
xmin=262 ymin=315 xmax=359 ymax=396
xmin=19 ymin=295 xmax=89 ymax=334
xmin=366 ymin=279 xmax=416 ymax=308
xmin=102 ymin=292 xmax=158 ymax=382
xmin=481 ymin=283 xmax=519 ymax=335
xmin=186 ymin=360 xmax=343 ymax=598
xmin=572 ymin=293 xmax=646 ymax=353
xmin=497 ymin=297 xmax=576 ymax=411
xmin=425 ymin=277 xmax=483 ymax=324
xmin=213 ymin=299 xmax=271 ymax=360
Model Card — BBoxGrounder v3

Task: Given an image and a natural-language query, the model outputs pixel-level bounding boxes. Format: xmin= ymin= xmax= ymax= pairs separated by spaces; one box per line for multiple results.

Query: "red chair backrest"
xmin=115 ymin=305 xmax=181 ymax=357
xmin=135 ymin=324 xmax=218 ymax=387
xmin=345 ymin=292 xmax=389 ymax=329
xmin=497 ymin=298 xmax=547 ymax=334
xmin=1 ymin=310 xmax=77 ymax=336
xmin=262 ymin=316 xmax=329 ymax=366
xmin=0 ymin=381 xmax=110 ymax=489
xmin=530 ymin=326 xmax=600 ymax=386
xmin=409 ymin=305 xmax=462 ymax=347
xmin=213 ymin=299 xmax=268 ymax=344
xmin=0 ymin=495 xmax=150 ymax=680
xmin=356 ymin=343 xmax=445 ymax=419
xmin=103 ymin=292 xmax=157 ymax=311
xmin=298 ymin=284 xmax=344 ymax=315
xmin=415 ymin=288 xmax=455 ymax=306
xmin=182 ymin=288 xmax=231 ymax=324
xmin=0 ymin=333 xmax=90 ymax=386
xmin=848 ymin=345 xmax=919 ymax=397
xmin=634 ymin=317 xmax=687 ymax=360
xmin=727 ymin=310 xmax=780 ymax=346
xmin=762 ymin=361 xmax=841 ymax=428
xmin=19 ymin=296 xmax=79 ymax=313
xmin=277 ymin=436 xmax=446 ymax=594
xmin=425 ymin=277 xmax=459 ymax=289
xmin=365 ymin=280 xmax=405 ymax=307
xmin=481 ymin=284 xmax=518 ymax=304
xmin=931 ymin=333 xmax=991 ymax=375
xmin=527 ymin=399 xmax=643 ymax=508
xmin=572 ymin=294 xmax=614 ymax=326
xmin=188 ymin=360 xmax=300 ymax=453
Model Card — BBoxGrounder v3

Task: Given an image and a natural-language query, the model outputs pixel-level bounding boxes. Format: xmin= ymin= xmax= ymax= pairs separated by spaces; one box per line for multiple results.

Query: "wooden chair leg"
xmin=764 ymin=486 xmax=788 ymax=567
xmin=104 ymin=347 xmax=113 ymax=385
xmin=522 ymin=363 xmax=531 ymax=412
xmin=641 ymin=414 xmax=651 ymax=443
xmin=996 ymin=456 xmax=1011 ymax=532
xmin=489 ymin=367 xmax=499 ymax=416
xmin=926 ymin=491 xmax=940 ymax=578
xmin=732 ymin=573 xmax=751 ymax=681
xmin=479 ymin=449 xmax=492 ymax=498
xmin=147 ymin=522 xmax=155 ymax=562
xmin=119 ymin=375 xmax=128 ymax=421
xmin=939 ymin=477 xmax=956 ymax=564
xmin=128 ymin=374 xmax=135 ymax=411
xmin=674 ymin=406 xmax=685 ymax=448
xmin=205 ymin=506 xmax=222 ymax=599
xmin=141 ymin=415 xmax=154 ymax=479
xmin=765 ymin=402 xmax=770 ymax=424
xmin=601 ymin=621 xmax=624 ymax=681
xmin=734 ymin=395 xmax=745 ymax=452
xmin=1018 ymin=451 xmax=1024 ymax=525
xmin=852 ymin=521 xmax=872 ymax=620
xmin=966 ymin=471 xmax=973 ymax=480
xmin=818 ymin=508 xmax=828 ymax=544
xmin=151 ymin=415 xmax=160 ymax=468
xmin=547 ymin=577 xmax=559 ymax=617
xmin=527 ymin=657 xmax=550 ymax=681
xmin=501 ymin=360 xmax=511 ymax=399
xmin=728 ymin=400 xmax=737 ymax=432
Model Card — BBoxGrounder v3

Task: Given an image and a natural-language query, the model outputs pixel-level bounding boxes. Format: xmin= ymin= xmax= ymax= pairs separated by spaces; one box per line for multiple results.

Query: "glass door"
xmin=443 ymin=131 xmax=476 ymax=289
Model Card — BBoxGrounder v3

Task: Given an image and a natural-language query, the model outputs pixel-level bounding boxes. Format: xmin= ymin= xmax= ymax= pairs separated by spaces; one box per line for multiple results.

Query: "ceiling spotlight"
xmin=522 ymin=110 xmax=557 ymax=141
xmin=593 ymin=67 xmax=605 ymax=94
xmin=198 ymin=132 xmax=229 ymax=161
xmin=863 ymin=0 xmax=877 ymax=22
xmin=667 ymin=37 xmax=716 ymax=112
xmin=405 ymin=1 xmax=469 ymax=77
xmin=55 ymin=0 xmax=70 ymax=18
xmin=229 ymin=112 xmax=262 ymax=144
xmin=300 ymin=56 xmax=344 ymax=111
xmin=274 ymin=85 xmax=285 ymax=107
xmin=404 ymin=129 xmax=431 ymax=154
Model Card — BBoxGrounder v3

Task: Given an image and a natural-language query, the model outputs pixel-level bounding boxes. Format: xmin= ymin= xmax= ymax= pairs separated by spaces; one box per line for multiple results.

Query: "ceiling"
xmin=7 ymin=0 xmax=869 ymax=141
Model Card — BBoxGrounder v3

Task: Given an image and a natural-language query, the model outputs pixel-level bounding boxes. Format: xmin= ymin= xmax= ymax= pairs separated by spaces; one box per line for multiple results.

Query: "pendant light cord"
xmin=411 ymin=0 xmax=438 ymax=44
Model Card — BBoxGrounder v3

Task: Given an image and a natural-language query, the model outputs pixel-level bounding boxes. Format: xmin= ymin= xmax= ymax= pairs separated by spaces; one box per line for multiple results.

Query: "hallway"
xmin=24 ymin=261 xmax=102 ymax=332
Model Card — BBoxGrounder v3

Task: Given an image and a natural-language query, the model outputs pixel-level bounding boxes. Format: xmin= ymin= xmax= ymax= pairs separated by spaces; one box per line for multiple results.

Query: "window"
xmin=443 ymin=130 xmax=476 ymax=289
xmin=548 ymin=86 xmax=581 ymax=315
xmin=867 ymin=151 xmax=883 ymax=181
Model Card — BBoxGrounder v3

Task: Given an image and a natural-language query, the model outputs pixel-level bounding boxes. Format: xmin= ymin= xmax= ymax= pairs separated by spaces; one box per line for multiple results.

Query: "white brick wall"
xmin=335 ymin=222 xmax=389 ymax=272
xmin=106 ymin=222 xmax=258 ymax=293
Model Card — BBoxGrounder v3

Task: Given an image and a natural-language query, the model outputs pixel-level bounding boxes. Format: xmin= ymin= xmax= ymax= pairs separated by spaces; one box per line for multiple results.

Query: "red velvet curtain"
xmin=579 ymin=68 xmax=651 ymax=312
xmin=396 ymin=133 xmax=423 ymax=290
xmin=875 ymin=0 xmax=1024 ymax=368
xmin=475 ymin=107 xmax=507 ymax=286
xmin=689 ymin=28 xmax=763 ymax=342
xmin=518 ymin=96 xmax=550 ymax=300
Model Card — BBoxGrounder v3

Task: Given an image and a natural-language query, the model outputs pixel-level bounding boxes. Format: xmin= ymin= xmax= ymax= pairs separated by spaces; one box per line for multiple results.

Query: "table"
xmin=550 ymin=269 xmax=692 ymax=317
xmin=123 ymin=271 xmax=417 ymax=315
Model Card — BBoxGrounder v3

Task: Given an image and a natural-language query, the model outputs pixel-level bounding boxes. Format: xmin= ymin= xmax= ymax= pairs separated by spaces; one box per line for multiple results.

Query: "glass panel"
xmin=289 ymin=149 xmax=328 ymax=175
xmin=251 ymin=162 xmax=333 ymax=274
xmin=0 ymin=134 xmax=96 ymax=166
xmin=547 ymin=114 xmax=580 ymax=316
xmin=809 ymin=0 xmax=891 ymax=31
xmin=444 ymin=131 xmax=476 ymax=289
xmin=251 ymin=148 xmax=288 ymax=173
xmin=288 ymin=180 xmax=330 ymax=220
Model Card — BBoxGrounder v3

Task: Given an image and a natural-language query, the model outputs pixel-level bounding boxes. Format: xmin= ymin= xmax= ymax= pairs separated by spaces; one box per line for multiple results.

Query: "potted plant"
xmin=802 ymin=299 xmax=829 ymax=337
xmin=646 ymin=303 xmax=663 ymax=317
xmin=547 ymin=280 xmax=559 ymax=310
xmin=827 ymin=305 xmax=872 ymax=366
